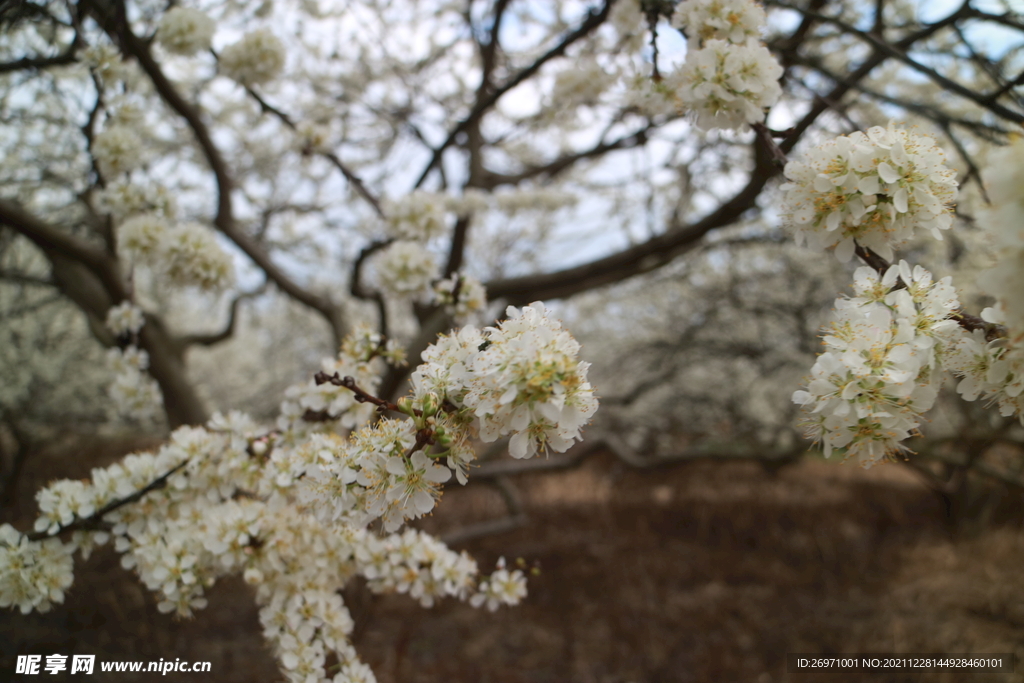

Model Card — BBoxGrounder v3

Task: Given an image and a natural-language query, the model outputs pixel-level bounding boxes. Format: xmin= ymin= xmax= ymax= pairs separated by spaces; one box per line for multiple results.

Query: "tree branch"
xmin=413 ymin=0 xmax=618 ymax=189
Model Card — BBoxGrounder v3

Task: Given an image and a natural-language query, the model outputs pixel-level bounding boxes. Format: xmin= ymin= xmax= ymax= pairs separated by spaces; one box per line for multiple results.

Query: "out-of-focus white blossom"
xmin=384 ymin=192 xmax=448 ymax=242
xmin=671 ymin=38 xmax=782 ymax=130
xmin=92 ymin=125 xmax=145 ymax=177
xmin=219 ymin=29 xmax=286 ymax=85
xmin=0 ymin=525 xmax=75 ymax=614
xmin=105 ymin=301 xmax=145 ymax=336
xmin=469 ymin=558 xmax=527 ymax=612
xmin=977 ymin=139 xmax=1024 ymax=333
xmin=433 ymin=273 xmax=487 ymax=320
xmin=157 ymin=7 xmax=216 ymax=56
xmin=106 ymin=348 xmax=163 ymax=422
xmin=782 ymin=122 xmax=958 ymax=262
xmin=673 ymin=0 xmax=766 ymax=45
xmin=117 ymin=214 xmax=169 ymax=261
xmin=374 ymin=240 xmax=438 ymax=296
xmin=551 ymin=60 xmax=615 ymax=106
xmin=99 ymin=182 xmax=175 ymax=221
xmin=160 ymin=222 xmax=235 ymax=290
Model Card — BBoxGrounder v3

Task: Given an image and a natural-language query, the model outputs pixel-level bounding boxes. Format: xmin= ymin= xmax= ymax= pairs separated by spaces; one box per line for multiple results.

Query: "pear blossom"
xmin=105 ymin=301 xmax=145 ymax=336
xmin=672 ymin=38 xmax=783 ymax=130
xmin=782 ymin=122 xmax=958 ymax=262
xmin=793 ymin=262 xmax=962 ymax=466
xmin=0 ymin=300 xmax=599 ymax=682
xmin=384 ymin=191 xmax=449 ymax=242
xmin=672 ymin=0 xmax=767 ymax=45
xmin=92 ymin=125 xmax=145 ymax=177
xmin=117 ymin=214 xmax=169 ymax=261
xmin=157 ymin=7 xmax=216 ymax=56
xmin=373 ymin=240 xmax=438 ymax=296
xmin=219 ymin=30 xmax=286 ymax=85
xmin=160 ymin=222 xmax=235 ymax=290
xmin=432 ymin=273 xmax=487 ymax=320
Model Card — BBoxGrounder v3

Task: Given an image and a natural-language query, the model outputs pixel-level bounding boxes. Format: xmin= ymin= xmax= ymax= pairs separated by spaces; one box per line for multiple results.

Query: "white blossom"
xmin=782 ymin=122 xmax=958 ymax=262
xmin=384 ymin=192 xmax=448 ymax=242
xmin=157 ymin=7 xmax=216 ymax=57
xmin=105 ymin=301 xmax=145 ymax=336
xmin=117 ymin=214 xmax=169 ymax=261
xmin=432 ymin=273 xmax=487 ymax=320
xmin=219 ymin=29 xmax=286 ymax=85
xmin=672 ymin=0 xmax=767 ymax=45
xmin=671 ymin=38 xmax=782 ymax=130
xmin=92 ymin=125 xmax=145 ymax=177
xmin=374 ymin=240 xmax=438 ymax=296
xmin=792 ymin=262 xmax=961 ymax=466
xmin=160 ymin=222 xmax=235 ymax=290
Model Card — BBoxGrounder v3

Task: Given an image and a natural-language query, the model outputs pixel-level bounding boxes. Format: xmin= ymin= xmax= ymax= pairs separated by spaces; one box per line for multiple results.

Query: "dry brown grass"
xmin=2 ymin=438 xmax=1023 ymax=682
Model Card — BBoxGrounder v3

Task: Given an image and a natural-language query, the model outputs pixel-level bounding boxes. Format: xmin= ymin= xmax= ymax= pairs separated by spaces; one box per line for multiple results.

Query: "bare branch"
xmin=413 ymin=0 xmax=618 ymax=189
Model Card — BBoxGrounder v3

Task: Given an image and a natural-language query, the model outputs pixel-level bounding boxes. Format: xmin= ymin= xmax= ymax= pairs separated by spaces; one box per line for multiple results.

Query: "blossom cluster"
xmin=219 ymin=29 xmax=286 ymax=86
xmin=782 ymin=122 xmax=959 ymax=262
xmin=413 ymin=302 xmax=599 ymax=460
xmin=105 ymin=301 xmax=145 ymax=337
xmin=97 ymin=179 xmax=176 ymax=220
xmin=792 ymin=262 xmax=962 ymax=466
xmin=432 ymin=273 xmax=488 ymax=321
xmin=92 ymin=125 xmax=145 ymax=178
xmin=383 ymin=191 xmax=448 ymax=242
xmin=157 ymin=7 xmax=215 ymax=57
xmin=938 ymin=139 xmax=1024 ymax=423
xmin=669 ymin=0 xmax=782 ymax=130
xmin=105 ymin=336 xmax=163 ymax=422
xmin=117 ymin=215 xmax=234 ymax=291
xmin=373 ymin=240 xmax=439 ymax=296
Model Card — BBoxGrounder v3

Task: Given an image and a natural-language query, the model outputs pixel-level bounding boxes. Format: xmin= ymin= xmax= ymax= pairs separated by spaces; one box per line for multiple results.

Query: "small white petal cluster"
xmin=792 ymin=261 xmax=962 ymax=466
xmin=219 ymin=29 xmax=286 ymax=86
xmin=157 ymin=7 xmax=216 ymax=57
xmin=672 ymin=0 xmax=767 ymax=44
xmin=97 ymin=180 xmax=176 ymax=220
xmin=469 ymin=557 xmax=528 ymax=612
xmin=0 ymin=525 xmax=75 ymax=614
xmin=782 ymin=122 xmax=959 ymax=262
xmin=297 ymin=427 xmax=453 ymax=533
xmin=670 ymin=38 xmax=782 ymax=130
xmin=432 ymin=273 xmax=487 ymax=321
xmin=117 ymin=213 xmax=169 ymax=261
xmin=551 ymin=60 xmax=615 ymax=106
xmin=413 ymin=302 xmax=599 ymax=460
xmin=81 ymin=44 xmax=131 ymax=84
xmin=118 ymin=217 xmax=233 ymax=291
xmin=92 ymin=125 xmax=144 ymax=178
xmin=373 ymin=240 xmax=438 ymax=296
xmin=105 ymin=301 xmax=145 ymax=337
xmin=977 ymin=139 xmax=1024 ymax=333
xmin=160 ymin=222 xmax=235 ymax=290
xmin=294 ymin=121 xmax=333 ymax=154
xmin=106 ymin=347 xmax=163 ymax=421
xmin=384 ymin=191 xmax=449 ymax=242
xmin=935 ymin=141 xmax=1024 ymax=424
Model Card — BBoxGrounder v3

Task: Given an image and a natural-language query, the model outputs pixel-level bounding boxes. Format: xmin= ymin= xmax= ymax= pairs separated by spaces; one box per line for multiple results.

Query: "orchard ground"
xmin=3 ymin=435 xmax=1024 ymax=683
